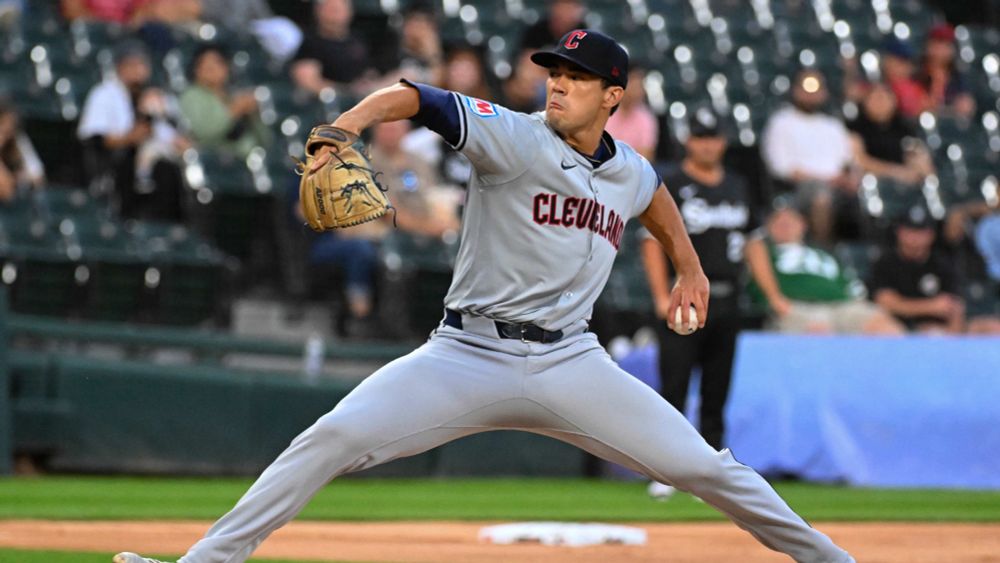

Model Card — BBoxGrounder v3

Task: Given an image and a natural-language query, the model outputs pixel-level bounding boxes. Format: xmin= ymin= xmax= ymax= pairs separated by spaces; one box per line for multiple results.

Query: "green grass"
xmin=1 ymin=477 xmax=999 ymax=522
xmin=0 ymin=549 xmax=360 ymax=563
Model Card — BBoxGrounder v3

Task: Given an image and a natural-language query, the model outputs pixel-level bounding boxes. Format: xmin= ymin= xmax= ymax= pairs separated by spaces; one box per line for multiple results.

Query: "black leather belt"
xmin=443 ymin=309 xmax=564 ymax=343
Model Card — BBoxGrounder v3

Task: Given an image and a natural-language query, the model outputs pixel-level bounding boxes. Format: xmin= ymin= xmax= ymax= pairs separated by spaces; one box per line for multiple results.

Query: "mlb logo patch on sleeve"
xmin=466 ymin=97 xmax=498 ymax=118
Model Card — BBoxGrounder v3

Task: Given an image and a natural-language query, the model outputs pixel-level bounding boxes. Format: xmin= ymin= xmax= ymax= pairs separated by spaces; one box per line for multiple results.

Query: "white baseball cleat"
xmin=647 ymin=481 xmax=676 ymax=500
xmin=113 ymin=553 xmax=172 ymax=563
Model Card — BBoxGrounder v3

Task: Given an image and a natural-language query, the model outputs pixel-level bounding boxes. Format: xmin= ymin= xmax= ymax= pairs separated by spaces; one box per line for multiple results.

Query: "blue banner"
xmin=619 ymin=333 xmax=1000 ymax=489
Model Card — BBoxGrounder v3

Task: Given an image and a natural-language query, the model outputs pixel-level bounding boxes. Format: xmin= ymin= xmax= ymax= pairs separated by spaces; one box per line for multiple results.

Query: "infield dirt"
xmin=2 ymin=520 xmax=999 ymax=562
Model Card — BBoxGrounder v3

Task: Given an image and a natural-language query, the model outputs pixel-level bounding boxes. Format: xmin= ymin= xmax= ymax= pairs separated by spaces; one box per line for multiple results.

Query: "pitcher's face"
xmin=544 ymin=63 xmax=620 ymax=136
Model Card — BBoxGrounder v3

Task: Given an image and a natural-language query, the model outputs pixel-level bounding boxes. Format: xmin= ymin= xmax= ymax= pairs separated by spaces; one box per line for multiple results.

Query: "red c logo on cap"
xmin=564 ymin=30 xmax=587 ymax=50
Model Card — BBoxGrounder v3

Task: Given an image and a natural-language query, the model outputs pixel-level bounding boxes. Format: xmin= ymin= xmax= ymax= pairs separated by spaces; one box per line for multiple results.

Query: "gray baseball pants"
xmin=179 ymin=317 xmax=853 ymax=563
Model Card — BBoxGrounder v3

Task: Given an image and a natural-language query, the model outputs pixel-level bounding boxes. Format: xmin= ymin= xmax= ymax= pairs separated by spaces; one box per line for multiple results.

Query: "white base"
xmin=479 ymin=522 xmax=647 ymax=547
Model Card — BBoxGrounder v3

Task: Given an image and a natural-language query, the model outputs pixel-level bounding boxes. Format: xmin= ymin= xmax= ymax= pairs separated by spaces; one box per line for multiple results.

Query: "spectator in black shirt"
xmin=519 ymin=0 xmax=586 ymax=51
xmin=641 ymin=111 xmax=757 ymax=497
xmin=871 ymin=206 xmax=964 ymax=333
xmin=847 ymin=83 xmax=934 ymax=186
xmin=291 ymin=0 xmax=376 ymax=95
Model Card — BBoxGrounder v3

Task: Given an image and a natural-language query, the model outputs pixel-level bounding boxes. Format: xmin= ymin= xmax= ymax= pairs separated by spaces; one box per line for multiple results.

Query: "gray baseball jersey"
xmin=440 ymin=91 xmax=659 ymax=331
xmin=169 ymin=84 xmax=853 ymax=563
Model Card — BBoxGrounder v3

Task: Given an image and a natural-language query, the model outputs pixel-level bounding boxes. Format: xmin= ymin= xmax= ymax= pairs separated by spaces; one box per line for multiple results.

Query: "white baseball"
xmin=672 ymin=305 xmax=699 ymax=335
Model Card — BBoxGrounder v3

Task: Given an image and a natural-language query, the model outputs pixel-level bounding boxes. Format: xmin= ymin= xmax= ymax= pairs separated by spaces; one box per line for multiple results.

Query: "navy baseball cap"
xmin=530 ymin=29 xmax=629 ymax=88
xmin=896 ymin=205 xmax=934 ymax=230
xmin=882 ymin=36 xmax=915 ymax=60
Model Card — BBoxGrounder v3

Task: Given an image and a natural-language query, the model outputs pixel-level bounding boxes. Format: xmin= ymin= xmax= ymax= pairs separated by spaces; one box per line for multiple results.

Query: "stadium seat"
xmin=876 ymin=177 xmax=927 ymax=219
xmin=380 ymin=231 xmax=458 ymax=334
xmin=128 ymin=221 xmax=230 ymax=326
xmin=467 ymin=0 xmax=517 ymax=37
xmin=381 ymin=231 xmax=457 ymax=272
xmin=34 ymin=186 xmax=106 ymax=220
xmin=257 ymin=82 xmax=331 ymax=129
xmin=185 ymin=148 xmax=274 ymax=264
xmin=191 ymin=149 xmax=259 ymax=197
xmin=0 ymin=214 xmax=82 ymax=317
xmin=21 ymin=0 xmax=64 ymax=44
xmin=834 ymin=241 xmax=881 ymax=283
xmin=57 ymin=215 xmax=148 ymax=321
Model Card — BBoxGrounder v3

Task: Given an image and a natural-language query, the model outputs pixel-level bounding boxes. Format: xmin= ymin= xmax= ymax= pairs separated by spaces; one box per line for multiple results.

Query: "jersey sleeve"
xmin=630 ymin=160 xmax=663 ymax=218
xmin=402 ymin=79 xmax=538 ymax=184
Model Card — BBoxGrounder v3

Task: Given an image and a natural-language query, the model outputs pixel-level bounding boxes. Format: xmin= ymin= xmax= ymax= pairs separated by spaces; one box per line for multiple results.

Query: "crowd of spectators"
xmin=755 ymin=21 xmax=999 ymax=335
xmin=2 ymin=0 xmax=998 ymax=338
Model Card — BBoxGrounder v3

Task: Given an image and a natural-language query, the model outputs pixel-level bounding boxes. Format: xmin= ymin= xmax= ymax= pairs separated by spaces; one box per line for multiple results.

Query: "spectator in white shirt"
xmin=762 ymin=69 xmax=859 ymax=246
xmin=77 ymin=40 xmax=190 ymax=221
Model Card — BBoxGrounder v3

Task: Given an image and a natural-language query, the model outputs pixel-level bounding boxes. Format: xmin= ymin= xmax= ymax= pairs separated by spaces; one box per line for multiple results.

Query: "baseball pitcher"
xmin=117 ymin=30 xmax=853 ymax=563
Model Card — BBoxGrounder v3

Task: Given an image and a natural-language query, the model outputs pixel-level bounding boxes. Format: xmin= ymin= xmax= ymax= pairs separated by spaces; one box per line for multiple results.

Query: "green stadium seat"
xmin=834 ymin=242 xmax=881 ymax=283
xmin=83 ymin=262 xmax=148 ymax=322
xmin=466 ymin=0 xmax=517 ymax=36
xmin=35 ymin=186 xmax=106 ymax=220
xmin=194 ymin=149 xmax=259 ymax=196
xmin=187 ymin=147 xmax=275 ymax=264
xmin=209 ymin=192 xmax=274 ymax=262
xmin=0 ymin=56 xmax=47 ymax=108
xmin=0 ymin=215 xmax=81 ymax=317
xmin=380 ymin=231 xmax=459 ymax=334
xmin=831 ymin=1 xmax=877 ymax=32
xmin=967 ymin=26 xmax=1000 ymax=60
xmin=57 ymin=215 xmax=147 ymax=321
xmin=69 ymin=20 xmax=127 ymax=52
xmin=21 ymin=0 xmax=64 ymax=44
xmin=127 ymin=221 xmax=229 ymax=325
xmin=130 ymin=220 xmax=226 ymax=266
xmin=876 ymin=177 xmax=927 ymax=219
xmin=438 ymin=16 xmax=467 ymax=46
xmin=585 ymin=2 xmax=635 ymax=37
xmin=381 ymin=231 xmax=457 ymax=272
xmin=258 ymin=82 xmax=330 ymax=127
xmin=153 ymin=261 xmax=227 ymax=325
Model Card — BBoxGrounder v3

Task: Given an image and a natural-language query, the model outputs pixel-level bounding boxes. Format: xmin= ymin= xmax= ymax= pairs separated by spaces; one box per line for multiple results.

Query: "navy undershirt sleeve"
xmin=400 ymin=79 xmax=462 ymax=147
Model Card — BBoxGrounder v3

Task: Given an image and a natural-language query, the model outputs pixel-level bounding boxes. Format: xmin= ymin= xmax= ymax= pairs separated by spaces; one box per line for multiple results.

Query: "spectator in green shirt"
xmin=179 ymin=44 xmax=270 ymax=158
xmin=745 ymin=199 xmax=903 ymax=334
